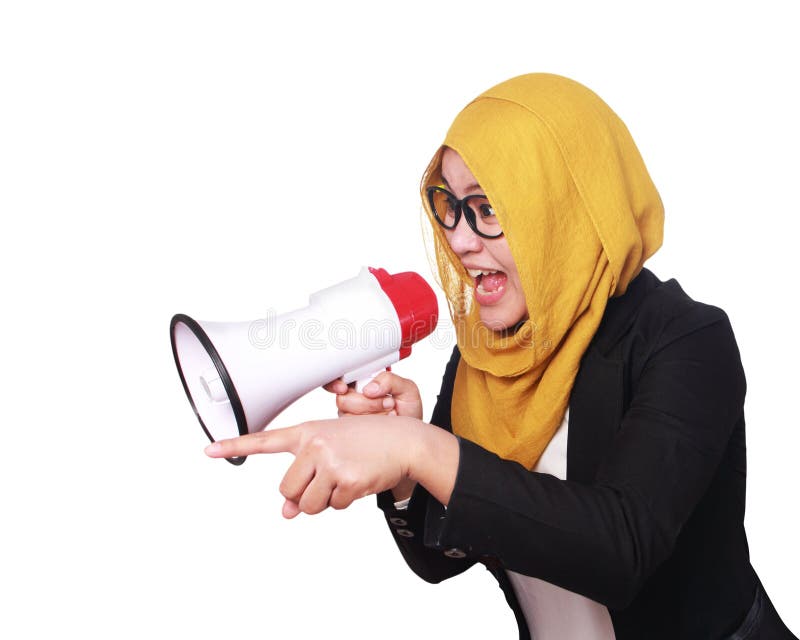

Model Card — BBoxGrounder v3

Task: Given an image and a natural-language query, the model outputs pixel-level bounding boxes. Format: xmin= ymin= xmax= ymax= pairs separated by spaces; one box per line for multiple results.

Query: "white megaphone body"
xmin=170 ymin=267 xmax=439 ymax=464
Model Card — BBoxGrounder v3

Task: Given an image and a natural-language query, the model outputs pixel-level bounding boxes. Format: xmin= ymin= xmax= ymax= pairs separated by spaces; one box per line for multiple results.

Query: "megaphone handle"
xmin=353 ymin=367 xmax=390 ymax=394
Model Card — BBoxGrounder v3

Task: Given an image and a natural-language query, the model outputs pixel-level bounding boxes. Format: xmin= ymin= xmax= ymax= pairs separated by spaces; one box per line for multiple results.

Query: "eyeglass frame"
xmin=425 ymin=186 xmax=504 ymax=239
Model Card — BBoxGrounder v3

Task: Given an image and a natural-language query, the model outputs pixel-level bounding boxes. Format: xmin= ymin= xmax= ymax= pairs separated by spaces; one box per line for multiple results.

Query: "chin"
xmin=478 ymin=309 xmax=528 ymax=332
xmin=479 ymin=315 xmax=510 ymax=331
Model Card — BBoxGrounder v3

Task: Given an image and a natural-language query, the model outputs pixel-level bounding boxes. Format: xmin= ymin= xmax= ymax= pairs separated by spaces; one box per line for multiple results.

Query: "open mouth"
xmin=468 ymin=268 xmax=508 ymax=303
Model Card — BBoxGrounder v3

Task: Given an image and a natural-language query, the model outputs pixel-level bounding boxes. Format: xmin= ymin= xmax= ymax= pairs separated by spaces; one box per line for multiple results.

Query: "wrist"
xmin=406 ymin=419 xmax=459 ymax=506
xmin=391 ymin=478 xmax=416 ymax=502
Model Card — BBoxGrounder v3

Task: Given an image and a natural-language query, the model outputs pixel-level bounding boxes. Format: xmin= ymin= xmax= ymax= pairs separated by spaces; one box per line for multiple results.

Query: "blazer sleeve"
xmin=376 ymin=346 xmax=477 ymax=583
xmin=421 ymin=305 xmax=747 ymax=609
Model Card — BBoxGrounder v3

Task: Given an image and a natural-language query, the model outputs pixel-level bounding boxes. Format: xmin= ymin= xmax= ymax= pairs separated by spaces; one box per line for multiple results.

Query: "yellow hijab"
xmin=421 ymin=73 xmax=664 ymax=469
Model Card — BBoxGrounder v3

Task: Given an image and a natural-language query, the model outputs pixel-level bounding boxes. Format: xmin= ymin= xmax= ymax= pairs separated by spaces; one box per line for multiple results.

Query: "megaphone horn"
xmin=170 ymin=267 xmax=438 ymax=464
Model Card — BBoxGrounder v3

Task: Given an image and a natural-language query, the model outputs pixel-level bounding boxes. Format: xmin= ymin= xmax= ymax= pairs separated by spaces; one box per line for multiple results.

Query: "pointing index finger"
xmin=204 ymin=426 xmax=301 ymax=458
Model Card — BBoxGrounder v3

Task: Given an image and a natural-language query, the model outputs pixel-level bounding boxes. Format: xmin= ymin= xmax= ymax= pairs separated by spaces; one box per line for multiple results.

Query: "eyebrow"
xmin=441 ymin=175 xmax=483 ymax=194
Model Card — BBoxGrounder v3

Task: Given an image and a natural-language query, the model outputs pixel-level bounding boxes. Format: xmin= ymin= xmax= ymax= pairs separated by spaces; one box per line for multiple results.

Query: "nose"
xmin=446 ymin=214 xmax=483 ymax=256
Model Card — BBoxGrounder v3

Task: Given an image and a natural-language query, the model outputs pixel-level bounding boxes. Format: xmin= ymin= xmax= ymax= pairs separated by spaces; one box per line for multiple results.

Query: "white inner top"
xmin=505 ymin=408 xmax=616 ymax=640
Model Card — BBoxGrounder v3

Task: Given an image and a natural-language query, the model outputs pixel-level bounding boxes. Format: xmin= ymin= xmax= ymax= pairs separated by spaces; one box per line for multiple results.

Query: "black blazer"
xmin=378 ymin=269 xmax=795 ymax=639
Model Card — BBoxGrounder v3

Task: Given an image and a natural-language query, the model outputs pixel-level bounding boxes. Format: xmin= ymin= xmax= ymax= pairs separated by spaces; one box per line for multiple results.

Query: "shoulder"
xmin=594 ymin=268 xmax=736 ymax=358
xmin=590 ymin=270 xmax=746 ymax=416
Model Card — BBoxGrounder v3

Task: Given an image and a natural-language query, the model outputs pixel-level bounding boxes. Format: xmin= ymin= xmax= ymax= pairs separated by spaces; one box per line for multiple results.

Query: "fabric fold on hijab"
xmin=421 ymin=73 xmax=664 ymax=469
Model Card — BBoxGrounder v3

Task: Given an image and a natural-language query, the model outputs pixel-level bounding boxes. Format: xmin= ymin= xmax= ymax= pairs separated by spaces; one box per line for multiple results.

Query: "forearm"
xmin=407 ymin=420 xmax=459 ymax=507
xmin=434 ymin=438 xmax=648 ymax=607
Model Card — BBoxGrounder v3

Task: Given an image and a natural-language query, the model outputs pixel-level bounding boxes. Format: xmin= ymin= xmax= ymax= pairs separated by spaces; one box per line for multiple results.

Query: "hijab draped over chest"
xmin=421 ymin=74 xmax=664 ymax=469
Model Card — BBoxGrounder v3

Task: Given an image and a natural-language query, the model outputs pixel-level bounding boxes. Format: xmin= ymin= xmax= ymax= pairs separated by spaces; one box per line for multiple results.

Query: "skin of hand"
xmin=323 ymin=370 xmax=423 ymax=420
xmin=205 ymin=415 xmax=458 ymax=518
xmin=323 ymin=371 xmax=424 ymax=500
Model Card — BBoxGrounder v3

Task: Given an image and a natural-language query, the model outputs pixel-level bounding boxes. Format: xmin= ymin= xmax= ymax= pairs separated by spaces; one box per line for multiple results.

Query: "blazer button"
xmin=444 ymin=548 xmax=466 ymax=558
xmin=396 ymin=529 xmax=415 ymax=538
xmin=389 ymin=517 xmax=408 ymax=526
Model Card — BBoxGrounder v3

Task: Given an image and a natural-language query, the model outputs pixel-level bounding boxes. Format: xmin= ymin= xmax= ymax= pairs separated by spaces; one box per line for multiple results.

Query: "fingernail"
xmin=364 ymin=382 xmax=380 ymax=395
xmin=205 ymin=442 xmax=222 ymax=456
xmin=382 ymin=397 xmax=395 ymax=410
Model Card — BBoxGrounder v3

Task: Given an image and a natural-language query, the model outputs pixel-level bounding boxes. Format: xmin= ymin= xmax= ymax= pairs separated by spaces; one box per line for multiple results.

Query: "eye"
xmin=478 ymin=203 xmax=496 ymax=220
xmin=442 ymin=195 xmax=458 ymax=224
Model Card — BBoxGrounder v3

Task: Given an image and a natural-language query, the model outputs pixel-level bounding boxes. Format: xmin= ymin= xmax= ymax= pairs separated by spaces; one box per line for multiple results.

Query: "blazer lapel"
xmin=566 ymin=268 xmax=659 ymax=483
xmin=567 ymin=347 xmax=624 ymax=483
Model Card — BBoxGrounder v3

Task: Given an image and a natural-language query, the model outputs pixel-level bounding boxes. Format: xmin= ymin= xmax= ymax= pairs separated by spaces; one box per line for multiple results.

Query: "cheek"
xmin=507 ymin=264 xmax=529 ymax=315
xmin=499 ymin=250 xmax=523 ymax=290
xmin=512 ymin=283 xmax=528 ymax=314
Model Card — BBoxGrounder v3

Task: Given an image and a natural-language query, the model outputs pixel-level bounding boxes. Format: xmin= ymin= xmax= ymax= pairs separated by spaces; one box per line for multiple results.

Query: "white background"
xmin=1 ymin=1 xmax=798 ymax=637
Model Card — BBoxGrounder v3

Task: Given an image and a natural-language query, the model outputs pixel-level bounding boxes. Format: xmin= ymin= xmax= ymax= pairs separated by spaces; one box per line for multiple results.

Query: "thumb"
xmin=362 ymin=371 xmax=419 ymax=401
xmin=282 ymin=499 xmax=301 ymax=519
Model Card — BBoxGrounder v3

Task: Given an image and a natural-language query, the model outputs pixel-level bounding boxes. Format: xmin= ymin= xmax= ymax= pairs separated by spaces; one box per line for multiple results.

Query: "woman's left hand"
xmin=204 ymin=416 xmax=424 ymax=519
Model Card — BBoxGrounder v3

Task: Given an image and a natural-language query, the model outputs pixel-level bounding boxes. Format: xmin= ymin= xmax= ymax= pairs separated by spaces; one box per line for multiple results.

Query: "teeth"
xmin=476 ymin=281 xmax=504 ymax=295
xmin=467 ymin=269 xmax=499 ymax=278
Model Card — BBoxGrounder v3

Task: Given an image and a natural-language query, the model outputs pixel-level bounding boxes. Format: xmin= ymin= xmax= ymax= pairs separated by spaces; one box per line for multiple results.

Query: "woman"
xmin=205 ymin=74 xmax=796 ymax=638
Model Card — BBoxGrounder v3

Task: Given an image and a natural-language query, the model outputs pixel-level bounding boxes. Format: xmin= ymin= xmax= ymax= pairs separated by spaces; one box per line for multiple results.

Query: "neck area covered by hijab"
xmin=422 ymin=73 xmax=664 ymax=469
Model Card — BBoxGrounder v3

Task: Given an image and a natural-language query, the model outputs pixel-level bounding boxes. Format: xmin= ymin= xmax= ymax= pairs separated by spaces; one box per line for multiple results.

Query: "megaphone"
xmin=170 ymin=267 xmax=438 ymax=464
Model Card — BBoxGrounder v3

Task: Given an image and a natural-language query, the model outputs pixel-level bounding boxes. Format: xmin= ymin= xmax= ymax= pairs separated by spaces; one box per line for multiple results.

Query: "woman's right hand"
xmin=323 ymin=371 xmax=423 ymax=502
xmin=323 ymin=371 xmax=423 ymax=420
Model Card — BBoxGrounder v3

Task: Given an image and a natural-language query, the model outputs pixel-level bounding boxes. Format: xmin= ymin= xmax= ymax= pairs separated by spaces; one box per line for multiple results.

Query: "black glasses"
xmin=426 ymin=186 xmax=503 ymax=239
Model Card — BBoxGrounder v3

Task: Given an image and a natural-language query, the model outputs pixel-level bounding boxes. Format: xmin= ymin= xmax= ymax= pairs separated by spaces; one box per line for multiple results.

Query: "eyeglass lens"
xmin=428 ymin=187 xmax=502 ymax=238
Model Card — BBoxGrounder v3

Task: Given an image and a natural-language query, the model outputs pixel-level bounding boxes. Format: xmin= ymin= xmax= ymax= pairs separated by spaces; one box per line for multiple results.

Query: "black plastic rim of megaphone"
xmin=170 ymin=313 xmax=248 ymax=466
